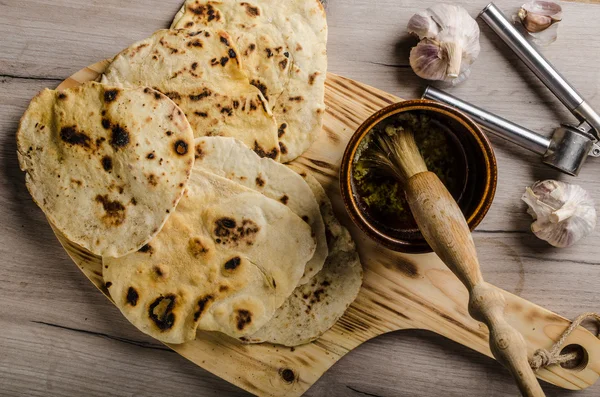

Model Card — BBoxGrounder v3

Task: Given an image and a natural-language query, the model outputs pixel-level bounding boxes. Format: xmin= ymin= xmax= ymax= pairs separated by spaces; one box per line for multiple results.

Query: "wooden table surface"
xmin=2 ymin=0 xmax=600 ymax=396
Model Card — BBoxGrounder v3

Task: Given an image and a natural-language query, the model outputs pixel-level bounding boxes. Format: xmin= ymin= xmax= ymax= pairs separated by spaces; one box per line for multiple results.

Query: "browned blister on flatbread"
xmin=103 ymin=168 xmax=316 ymax=344
xmin=172 ymin=0 xmax=328 ymax=162
xmin=16 ymin=82 xmax=194 ymax=258
xmin=101 ymin=29 xmax=280 ymax=161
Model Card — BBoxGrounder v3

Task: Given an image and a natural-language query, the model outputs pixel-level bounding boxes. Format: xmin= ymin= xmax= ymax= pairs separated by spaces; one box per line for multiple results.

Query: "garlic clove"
xmin=521 ymin=180 xmax=596 ymax=248
xmin=407 ymin=13 xmax=437 ymax=39
xmin=517 ymin=1 xmax=562 ymax=45
xmin=409 ymin=40 xmax=449 ymax=81
xmin=407 ymin=4 xmax=480 ymax=84
xmin=522 ymin=0 xmax=562 ymax=19
xmin=520 ymin=11 xmax=554 ymax=33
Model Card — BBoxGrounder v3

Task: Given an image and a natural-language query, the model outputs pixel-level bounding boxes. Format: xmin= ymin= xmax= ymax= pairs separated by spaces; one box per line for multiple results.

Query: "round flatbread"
xmin=243 ymin=169 xmax=363 ymax=346
xmin=101 ymin=28 xmax=280 ymax=161
xmin=16 ymin=82 xmax=194 ymax=258
xmin=171 ymin=0 xmax=328 ymax=162
xmin=193 ymin=136 xmax=327 ymax=284
xmin=103 ymin=168 xmax=316 ymax=344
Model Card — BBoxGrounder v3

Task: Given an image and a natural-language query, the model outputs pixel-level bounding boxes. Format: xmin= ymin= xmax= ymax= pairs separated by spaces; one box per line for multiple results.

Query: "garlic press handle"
xmin=423 ymin=86 xmax=594 ymax=176
xmin=479 ymin=3 xmax=600 ymax=138
xmin=423 ymin=86 xmax=551 ymax=155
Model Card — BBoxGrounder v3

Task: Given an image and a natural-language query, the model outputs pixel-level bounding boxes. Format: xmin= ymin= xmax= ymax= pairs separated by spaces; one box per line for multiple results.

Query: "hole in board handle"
xmin=559 ymin=344 xmax=589 ymax=372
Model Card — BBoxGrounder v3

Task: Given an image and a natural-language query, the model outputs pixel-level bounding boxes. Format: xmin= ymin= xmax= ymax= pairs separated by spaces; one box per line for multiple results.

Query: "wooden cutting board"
xmin=53 ymin=61 xmax=600 ymax=397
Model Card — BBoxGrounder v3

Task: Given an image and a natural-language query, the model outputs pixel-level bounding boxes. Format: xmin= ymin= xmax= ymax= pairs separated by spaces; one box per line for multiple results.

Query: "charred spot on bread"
xmin=126 ymin=287 xmax=139 ymax=306
xmin=153 ymin=265 xmax=168 ymax=278
xmin=149 ymin=295 xmax=176 ymax=331
xmin=250 ymin=80 xmax=268 ymax=101
xmin=214 ymin=218 xmax=259 ymax=246
xmin=253 ymin=141 xmax=278 ymax=159
xmin=101 ymin=156 xmax=113 ymax=172
xmin=214 ymin=217 xmax=236 ymax=236
xmin=245 ymin=43 xmax=256 ymax=56
xmin=60 ymin=126 xmax=91 ymax=148
xmin=224 ymin=256 xmax=241 ymax=270
xmin=309 ymin=72 xmax=320 ymax=85
xmin=279 ymin=142 xmax=288 ymax=155
xmin=194 ymin=295 xmax=215 ymax=321
xmin=138 ymin=244 xmax=153 ymax=254
xmin=236 ymin=309 xmax=252 ymax=331
xmin=110 ymin=125 xmax=130 ymax=149
xmin=165 ymin=91 xmax=181 ymax=101
xmin=104 ymin=89 xmax=119 ymax=103
xmin=188 ymin=89 xmax=212 ymax=101
xmin=188 ymin=237 xmax=209 ymax=258
xmin=241 ymin=2 xmax=260 ymax=16
xmin=278 ymin=123 xmax=287 ymax=138
xmin=95 ymin=195 xmax=126 ymax=226
xmin=146 ymin=174 xmax=158 ymax=186
xmin=174 ymin=140 xmax=189 ymax=155
xmin=195 ymin=145 xmax=204 ymax=159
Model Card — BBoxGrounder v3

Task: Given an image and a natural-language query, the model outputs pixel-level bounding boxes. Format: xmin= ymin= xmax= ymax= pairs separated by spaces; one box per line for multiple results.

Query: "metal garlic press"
xmin=422 ymin=2 xmax=600 ymax=176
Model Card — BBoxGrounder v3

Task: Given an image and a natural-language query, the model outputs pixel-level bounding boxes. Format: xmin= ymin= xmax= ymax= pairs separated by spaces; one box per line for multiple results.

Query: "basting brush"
xmin=364 ymin=128 xmax=545 ymax=397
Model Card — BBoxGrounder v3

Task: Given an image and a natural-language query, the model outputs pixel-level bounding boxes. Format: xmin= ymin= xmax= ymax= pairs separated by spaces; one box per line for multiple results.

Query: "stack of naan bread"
xmin=16 ymin=0 xmax=362 ymax=347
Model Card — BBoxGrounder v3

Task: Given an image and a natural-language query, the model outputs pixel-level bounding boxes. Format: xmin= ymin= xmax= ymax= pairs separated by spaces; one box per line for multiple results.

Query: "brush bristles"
xmin=363 ymin=128 xmax=428 ymax=184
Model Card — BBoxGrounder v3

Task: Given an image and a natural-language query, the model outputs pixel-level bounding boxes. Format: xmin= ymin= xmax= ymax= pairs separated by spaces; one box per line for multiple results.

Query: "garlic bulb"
xmin=407 ymin=4 xmax=480 ymax=85
xmin=517 ymin=1 xmax=562 ymax=45
xmin=522 ymin=180 xmax=596 ymax=248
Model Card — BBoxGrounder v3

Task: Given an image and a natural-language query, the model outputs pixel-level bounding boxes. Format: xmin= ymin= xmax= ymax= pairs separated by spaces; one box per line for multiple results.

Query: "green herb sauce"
xmin=353 ymin=112 xmax=464 ymax=228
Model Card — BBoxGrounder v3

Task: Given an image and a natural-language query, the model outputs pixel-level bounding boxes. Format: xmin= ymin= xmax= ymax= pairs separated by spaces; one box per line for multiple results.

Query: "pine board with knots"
xmin=2 ymin=0 xmax=600 ymax=396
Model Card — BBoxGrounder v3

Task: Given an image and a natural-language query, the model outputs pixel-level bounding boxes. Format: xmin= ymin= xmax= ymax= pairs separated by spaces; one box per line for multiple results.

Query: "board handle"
xmin=405 ymin=172 xmax=545 ymax=397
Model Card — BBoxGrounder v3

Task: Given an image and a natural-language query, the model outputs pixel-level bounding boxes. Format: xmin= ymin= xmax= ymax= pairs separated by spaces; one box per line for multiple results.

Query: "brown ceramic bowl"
xmin=340 ymin=99 xmax=497 ymax=253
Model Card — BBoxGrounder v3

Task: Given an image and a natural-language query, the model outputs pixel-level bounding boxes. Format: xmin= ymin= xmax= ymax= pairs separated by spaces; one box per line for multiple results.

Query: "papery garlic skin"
xmin=517 ymin=1 xmax=562 ymax=45
xmin=522 ymin=180 xmax=596 ymax=248
xmin=407 ymin=4 xmax=480 ymax=84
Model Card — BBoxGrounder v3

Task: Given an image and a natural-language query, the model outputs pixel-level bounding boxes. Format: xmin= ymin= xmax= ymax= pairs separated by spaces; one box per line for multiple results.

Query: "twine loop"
xmin=530 ymin=313 xmax=600 ymax=371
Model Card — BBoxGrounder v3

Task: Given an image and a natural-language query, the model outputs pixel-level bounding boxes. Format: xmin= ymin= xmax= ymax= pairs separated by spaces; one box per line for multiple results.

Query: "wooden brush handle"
xmin=405 ymin=172 xmax=545 ymax=397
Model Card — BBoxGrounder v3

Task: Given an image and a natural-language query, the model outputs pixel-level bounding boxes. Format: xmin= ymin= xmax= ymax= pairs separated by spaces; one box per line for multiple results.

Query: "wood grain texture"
xmin=2 ymin=0 xmax=600 ymax=396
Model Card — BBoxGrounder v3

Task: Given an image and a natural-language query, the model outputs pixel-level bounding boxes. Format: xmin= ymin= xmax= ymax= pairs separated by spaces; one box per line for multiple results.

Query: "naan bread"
xmin=171 ymin=0 xmax=328 ymax=162
xmin=194 ymin=136 xmax=327 ymax=284
xmin=17 ymin=82 xmax=194 ymax=258
xmin=243 ymin=169 xmax=363 ymax=346
xmin=101 ymin=29 xmax=280 ymax=161
xmin=103 ymin=168 xmax=316 ymax=344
